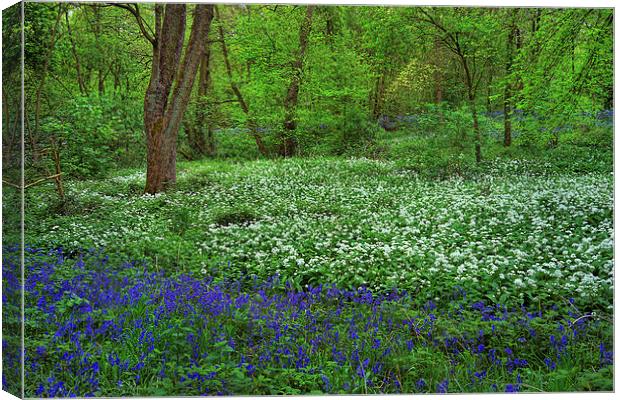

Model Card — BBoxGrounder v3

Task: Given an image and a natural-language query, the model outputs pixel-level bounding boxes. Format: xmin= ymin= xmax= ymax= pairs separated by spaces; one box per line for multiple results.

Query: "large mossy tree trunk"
xmin=143 ymin=4 xmax=214 ymax=194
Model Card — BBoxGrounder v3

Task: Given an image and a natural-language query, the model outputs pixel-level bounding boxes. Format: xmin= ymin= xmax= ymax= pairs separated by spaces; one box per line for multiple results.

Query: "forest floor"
xmin=3 ymin=135 xmax=614 ymax=395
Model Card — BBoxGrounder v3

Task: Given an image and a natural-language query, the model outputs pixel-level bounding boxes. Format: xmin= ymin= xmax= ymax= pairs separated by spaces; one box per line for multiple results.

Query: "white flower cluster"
xmin=24 ymin=157 xmax=613 ymax=306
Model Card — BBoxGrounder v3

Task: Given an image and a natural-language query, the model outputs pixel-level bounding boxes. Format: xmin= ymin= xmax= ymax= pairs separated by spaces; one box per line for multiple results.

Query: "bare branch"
xmin=3 ymin=173 xmax=64 ymax=190
xmin=111 ymin=3 xmax=156 ymax=46
xmin=25 ymin=173 xmax=64 ymax=189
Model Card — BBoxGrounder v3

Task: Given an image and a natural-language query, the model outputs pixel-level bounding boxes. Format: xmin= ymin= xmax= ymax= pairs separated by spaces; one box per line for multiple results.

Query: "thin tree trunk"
xmin=504 ymin=11 xmax=516 ymax=147
xmin=471 ymin=98 xmax=482 ymax=163
xmin=216 ymin=7 xmax=269 ymax=156
xmin=49 ymin=136 xmax=65 ymax=203
xmin=514 ymin=24 xmax=524 ymax=92
xmin=28 ymin=5 xmax=63 ymax=162
xmin=372 ymin=74 xmax=385 ymax=120
xmin=32 ymin=5 xmax=63 ymax=163
xmin=433 ymin=37 xmax=442 ymax=104
xmin=503 ymin=90 xmax=512 ymax=147
xmin=112 ymin=61 xmax=120 ymax=93
xmin=185 ymin=46 xmax=214 ymax=158
xmin=280 ymin=6 xmax=315 ymax=157
xmin=196 ymin=47 xmax=213 ymax=156
xmin=65 ymin=9 xmax=88 ymax=95
xmin=92 ymin=6 xmax=105 ymax=96
xmin=462 ymin=55 xmax=482 ymax=163
xmin=144 ymin=4 xmax=214 ymax=194
xmin=2 ymin=90 xmax=14 ymax=165
xmin=486 ymin=73 xmax=493 ymax=113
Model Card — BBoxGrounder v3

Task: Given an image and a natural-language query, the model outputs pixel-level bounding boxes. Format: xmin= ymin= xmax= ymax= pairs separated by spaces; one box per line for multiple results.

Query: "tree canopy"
xmin=2 ymin=3 xmax=613 ymax=192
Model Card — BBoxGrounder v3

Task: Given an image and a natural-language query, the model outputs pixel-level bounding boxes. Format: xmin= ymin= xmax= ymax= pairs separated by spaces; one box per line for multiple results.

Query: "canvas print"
xmin=1 ymin=1 xmax=614 ymax=397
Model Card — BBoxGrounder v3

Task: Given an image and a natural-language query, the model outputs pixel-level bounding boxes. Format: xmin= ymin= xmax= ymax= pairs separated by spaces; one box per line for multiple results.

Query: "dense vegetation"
xmin=2 ymin=245 xmax=613 ymax=396
xmin=2 ymin=2 xmax=614 ymax=397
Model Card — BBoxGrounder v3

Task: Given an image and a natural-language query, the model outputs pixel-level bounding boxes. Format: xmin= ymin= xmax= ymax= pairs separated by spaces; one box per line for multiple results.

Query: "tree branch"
xmin=3 ymin=173 xmax=64 ymax=190
xmin=111 ymin=3 xmax=156 ymax=46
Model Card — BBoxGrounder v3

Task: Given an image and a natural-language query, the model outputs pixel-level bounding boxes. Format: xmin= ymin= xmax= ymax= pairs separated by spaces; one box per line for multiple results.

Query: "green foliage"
xmin=213 ymin=206 xmax=258 ymax=227
xmin=384 ymin=59 xmax=438 ymax=115
xmin=514 ymin=9 xmax=613 ymax=120
xmin=20 ymin=4 xmax=613 ymax=167
xmin=39 ymin=94 xmax=143 ymax=178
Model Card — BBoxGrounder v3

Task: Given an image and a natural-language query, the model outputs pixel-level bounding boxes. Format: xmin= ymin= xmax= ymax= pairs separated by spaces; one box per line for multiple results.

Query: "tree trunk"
xmin=144 ymin=4 xmax=214 ymax=194
xmin=112 ymin=61 xmax=121 ymax=93
xmin=32 ymin=5 xmax=63 ymax=163
xmin=65 ymin=8 xmax=87 ymax=95
xmin=49 ymin=136 xmax=65 ymax=203
xmin=462 ymin=56 xmax=482 ymax=163
xmin=432 ymin=37 xmax=444 ymax=128
xmin=2 ymin=89 xmax=15 ymax=166
xmin=470 ymin=97 xmax=482 ymax=163
xmin=279 ymin=6 xmax=315 ymax=157
xmin=196 ymin=47 xmax=214 ymax=156
xmin=514 ymin=24 xmax=524 ymax=92
xmin=503 ymin=91 xmax=512 ymax=147
xmin=503 ymin=12 xmax=516 ymax=147
xmin=216 ymin=7 xmax=269 ymax=157
xmin=371 ymin=74 xmax=385 ymax=120
xmin=91 ymin=5 xmax=105 ymax=96
xmin=486 ymin=73 xmax=493 ymax=113
xmin=185 ymin=46 xmax=214 ymax=158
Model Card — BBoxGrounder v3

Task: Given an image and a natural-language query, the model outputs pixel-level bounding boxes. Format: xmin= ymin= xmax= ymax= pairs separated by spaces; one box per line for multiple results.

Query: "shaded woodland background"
xmin=2 ymin=3 xmax=613 ymax=195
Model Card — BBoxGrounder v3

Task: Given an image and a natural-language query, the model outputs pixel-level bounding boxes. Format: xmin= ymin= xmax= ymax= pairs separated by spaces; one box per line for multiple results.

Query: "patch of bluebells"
xmin=4 ymin=246 xmax=613 ymax=396
xmin=2 ymin=245 xmax=22 ymax=397
xmin=377 ymin=114 xmax=418 ymax=130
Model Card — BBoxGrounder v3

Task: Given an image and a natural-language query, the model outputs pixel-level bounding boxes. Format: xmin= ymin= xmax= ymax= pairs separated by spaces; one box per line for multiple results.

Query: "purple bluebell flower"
xmin=436 ymin=379 xmax=449 ymax=393
xmin=356 ymin=358 xmax=370 ymax=378
xmin=505 ymin=384 xmax=519 ymax=392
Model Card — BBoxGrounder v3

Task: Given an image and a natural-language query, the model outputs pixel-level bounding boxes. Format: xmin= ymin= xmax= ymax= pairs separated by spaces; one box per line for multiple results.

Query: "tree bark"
xmin=143 ymin=4 xmax=214 ymax=194
xmin=49 ymin=136 xmax=65 ymax=203
xmin=514 ymin=23 xmax=524 ymax=92
xmin=279 ymin=6 xmax=315 ymax=157
xmin=2 ymin=89 xmax=15 ymax=166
